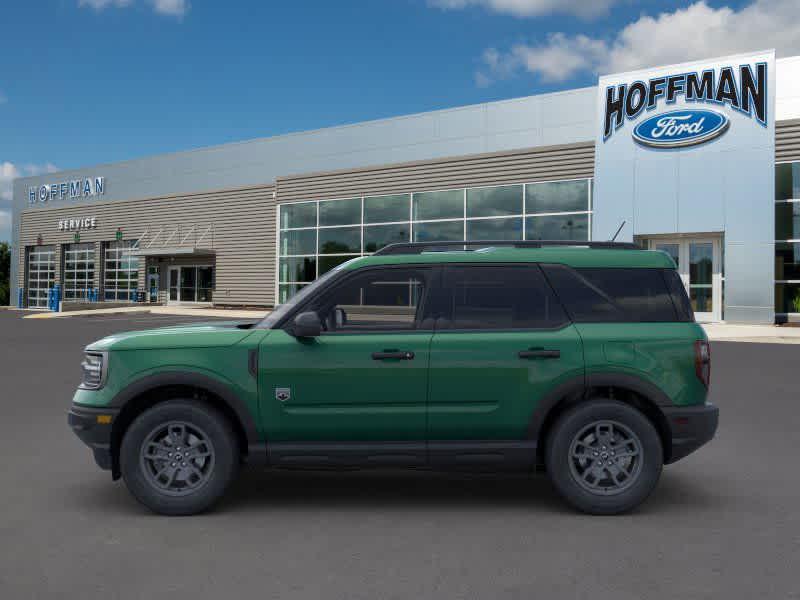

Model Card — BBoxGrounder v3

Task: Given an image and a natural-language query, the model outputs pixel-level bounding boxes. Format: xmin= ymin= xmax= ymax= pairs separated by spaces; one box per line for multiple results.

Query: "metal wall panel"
xmin=275 ymin=142 xmax=595 ymax=204
xmin=777 ymin=119 xmax=800 ymax=162
xmin=16 ymin=185 xmax=275 ymax=307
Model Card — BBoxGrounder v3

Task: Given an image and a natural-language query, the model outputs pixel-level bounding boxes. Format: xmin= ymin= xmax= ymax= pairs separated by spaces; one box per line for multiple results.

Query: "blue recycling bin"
xmin=17 ymin=288 xmax=23 ymax=308
xmin=48 ymin=285 xmax=61 ymax=312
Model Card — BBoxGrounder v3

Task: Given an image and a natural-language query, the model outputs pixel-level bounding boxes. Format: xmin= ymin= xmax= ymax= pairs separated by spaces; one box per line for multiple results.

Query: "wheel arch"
xmin=108 ymin=372 xmax=264 ymax=479
xmin=529 ymin=373 xmax=673 ymax=465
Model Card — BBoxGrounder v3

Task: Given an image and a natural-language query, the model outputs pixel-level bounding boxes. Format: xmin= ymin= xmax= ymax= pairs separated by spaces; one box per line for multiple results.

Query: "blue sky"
xmin=1 ymin=0 xmax=796 ymax=242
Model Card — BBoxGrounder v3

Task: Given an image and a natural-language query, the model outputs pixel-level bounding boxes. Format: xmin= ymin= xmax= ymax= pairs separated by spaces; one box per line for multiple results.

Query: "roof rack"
xmin=373 ymin=240 xmax=640 ymax=256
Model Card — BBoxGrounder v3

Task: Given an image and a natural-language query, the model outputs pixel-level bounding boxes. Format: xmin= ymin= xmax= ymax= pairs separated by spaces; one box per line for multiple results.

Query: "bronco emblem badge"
xmin=275 ymin=388 xmax=291 ymax=402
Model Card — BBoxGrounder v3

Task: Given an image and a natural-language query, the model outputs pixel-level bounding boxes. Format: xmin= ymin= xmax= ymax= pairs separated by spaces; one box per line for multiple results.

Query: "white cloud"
xmin=78 ymin=0 xmax=133 ymax=9
xmin=0 ymin=162 xmax=59 ymax=242
xmin=477 ymin=0 xmax=800 ymax=84
xmin=150 ymin=0 xmax=189 ymax=18
xmin=429 ymin=0 xmax=618 ymax=19
xmin=77 ymin=0 xmax=189 ymax=18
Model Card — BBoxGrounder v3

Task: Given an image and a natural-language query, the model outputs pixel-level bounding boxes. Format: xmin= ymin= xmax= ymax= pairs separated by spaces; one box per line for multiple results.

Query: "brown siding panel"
xmin=18 ymin=185 xmax=275 ymax=307
xmin=275 ymin=142 xmax=595 ymax=203
xmin=777 ymin=120 xmax=800 ymax=163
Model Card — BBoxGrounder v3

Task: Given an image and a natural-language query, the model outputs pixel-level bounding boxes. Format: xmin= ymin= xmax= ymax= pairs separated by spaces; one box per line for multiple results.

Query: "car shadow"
xmin=63 ymin=467 xmax=721 ymax=517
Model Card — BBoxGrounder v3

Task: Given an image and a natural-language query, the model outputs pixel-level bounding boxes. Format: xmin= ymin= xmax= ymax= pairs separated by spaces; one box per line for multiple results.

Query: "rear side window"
xmin=542 ymin=265 xmax=685 ymax=323
xmin=663 ymin=269 xmax=694 ymax=322
xmin=440 ymin=265 xmax=568 ymax=330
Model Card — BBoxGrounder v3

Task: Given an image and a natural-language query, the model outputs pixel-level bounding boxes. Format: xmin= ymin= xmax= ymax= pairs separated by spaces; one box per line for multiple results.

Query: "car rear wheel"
xmin=120 ymin=400 xmax=239 ymax=515
xmin=545 ymin=400 xmax=663 ymax=515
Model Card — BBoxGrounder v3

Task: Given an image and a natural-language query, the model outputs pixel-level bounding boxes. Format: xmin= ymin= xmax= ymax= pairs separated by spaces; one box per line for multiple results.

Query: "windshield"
xmin=259 ymin=261 xmax=353 ymax=329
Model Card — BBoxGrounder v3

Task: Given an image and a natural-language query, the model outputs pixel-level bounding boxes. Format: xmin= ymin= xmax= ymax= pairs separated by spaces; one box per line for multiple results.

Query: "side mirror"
xmin=292 ymin=311 xmax=322 ymax=338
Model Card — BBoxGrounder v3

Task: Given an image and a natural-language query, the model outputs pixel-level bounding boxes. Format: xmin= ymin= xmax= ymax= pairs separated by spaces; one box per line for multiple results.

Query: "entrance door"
xmin=167 ymin=265 xmax=213 ymax=304
xmin=646 ymin=237 xmax=722 ymax=322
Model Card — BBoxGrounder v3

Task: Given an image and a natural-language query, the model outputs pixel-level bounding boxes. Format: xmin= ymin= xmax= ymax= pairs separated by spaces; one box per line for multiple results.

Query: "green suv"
xmin=68 ymin=241 xmax=718 ymax=515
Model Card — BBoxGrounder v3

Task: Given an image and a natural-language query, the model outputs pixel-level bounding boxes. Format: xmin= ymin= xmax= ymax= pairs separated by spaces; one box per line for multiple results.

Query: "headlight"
xmin=79 ymin=352 xmax=108 ymax=390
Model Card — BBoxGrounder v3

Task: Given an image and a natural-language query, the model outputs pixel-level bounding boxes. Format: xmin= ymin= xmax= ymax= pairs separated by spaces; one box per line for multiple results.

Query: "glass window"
xmin=413 ymin=220 xmax=463 ymax=242
xmin=310 ymin=268 xmax=430 ymax=332
xmin=775 ymin=202 xmax=800 ymax=240
xmin=280 ymin=202 xmax=316 ymax=229
xmin=466 ymin=185 xmax=523 ymax=218
xmin=318 ymin=226 xmax=361 ymax=254
xmin=544 ymin=266 xmax=680 ymax=323
xmin=278 ymin=283 xmax=309 ymax=305
xmin=776 ymin=242 xmax=800 ymax=281
xmin=776 ymin=163 xmax=800 ymax=201
xmin=466 ymin=218 xmax=523 ymax=241
xmin=413 ymin=189 xmax=463 ymax=221
xmin=103 ymin=241 xmax=139 ymax=302
xmin=62 ymin=243 xmax=95 ymax=302
xmin=364 ymin=194 xmax=410 ymax=224
xmin=442 ymin=265 xmax=567 ymax=330
xmin=319 ymin=255 xmax=357 ymax=275
xmin=197 ymin=267 xmax=213 ymax=303
xmin=364 ymin=224 xmax=410 ymax=253
xmin=526 ymin=180 xmax=589 ymax=214
xmin=526 ymin=214 xmax=589 ymax=240
xmin=279 ymin=257 xmax=316 ymax=282
xmin=319 ymin=198 xmax=361 ymax=226
xmin=280 ymin=229 xmax=316 ymax=256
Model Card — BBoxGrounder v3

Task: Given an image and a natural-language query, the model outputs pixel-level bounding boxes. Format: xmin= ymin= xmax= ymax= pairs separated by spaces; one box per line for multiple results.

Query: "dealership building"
xmin=9 ymin=49 xmax=800 ymax=323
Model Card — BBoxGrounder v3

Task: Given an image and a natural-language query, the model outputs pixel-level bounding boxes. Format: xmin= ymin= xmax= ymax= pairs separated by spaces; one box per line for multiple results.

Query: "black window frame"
xmin=434 ymin=263 xmax=571 ymax=333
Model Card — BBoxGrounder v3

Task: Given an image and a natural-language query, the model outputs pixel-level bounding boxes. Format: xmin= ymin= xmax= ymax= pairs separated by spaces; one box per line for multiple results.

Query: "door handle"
xmin=372 ymin=351 xmax=415 ymax=360
xmin=518 ymin=349 xmax=561 ymax=359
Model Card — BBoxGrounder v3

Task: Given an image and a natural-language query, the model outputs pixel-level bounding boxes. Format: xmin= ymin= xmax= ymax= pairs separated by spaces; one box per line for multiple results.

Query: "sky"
xmin=2 ymin=0 xmax=800 ymax=242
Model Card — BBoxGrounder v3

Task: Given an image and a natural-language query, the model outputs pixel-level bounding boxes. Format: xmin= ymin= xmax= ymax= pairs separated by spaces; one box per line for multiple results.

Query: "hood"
xmin=86 ymin=321 xmax=260 ymax=351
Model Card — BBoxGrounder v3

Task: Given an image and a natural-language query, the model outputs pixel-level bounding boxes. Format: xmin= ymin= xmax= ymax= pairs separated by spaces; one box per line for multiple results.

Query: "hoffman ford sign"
xmin=28 ymin=176 xmax=105 ymax=204
xmin=602 ymin=60 xmax=767 ymax=148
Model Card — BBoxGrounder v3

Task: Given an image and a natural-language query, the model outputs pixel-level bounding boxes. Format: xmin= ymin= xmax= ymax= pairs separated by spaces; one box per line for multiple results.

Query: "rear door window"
xmin=439 ymin=265 xmax=568 ymax=330
xmin=542 ymin=265 xmax=684 ymax=323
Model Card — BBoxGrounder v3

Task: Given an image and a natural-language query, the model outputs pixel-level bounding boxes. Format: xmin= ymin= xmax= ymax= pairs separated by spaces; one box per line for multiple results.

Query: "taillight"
xmin=694 ymin=340 xmax=711 ymax=387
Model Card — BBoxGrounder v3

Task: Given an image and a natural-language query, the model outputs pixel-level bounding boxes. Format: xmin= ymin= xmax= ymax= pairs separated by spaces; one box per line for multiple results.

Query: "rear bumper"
xmin=662 ymin=402 xmax=719 ymax=464
xmin=67 ymin=404 xmax=119 ymax=471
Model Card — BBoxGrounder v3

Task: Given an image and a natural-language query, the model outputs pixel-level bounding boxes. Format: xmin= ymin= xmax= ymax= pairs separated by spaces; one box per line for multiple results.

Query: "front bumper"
xmin=662 ymin=402 xmax=719 ymax=463
xmin=67 ymin=404 xmax=120 ymax=471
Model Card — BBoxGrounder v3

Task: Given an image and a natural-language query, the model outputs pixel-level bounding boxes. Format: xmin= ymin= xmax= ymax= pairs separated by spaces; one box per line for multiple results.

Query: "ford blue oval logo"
xmin=632 ymin=109 xmax=730 ymax=149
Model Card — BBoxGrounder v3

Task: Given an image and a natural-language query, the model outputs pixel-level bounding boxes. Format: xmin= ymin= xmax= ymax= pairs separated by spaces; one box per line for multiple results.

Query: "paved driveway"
xmin=0 ymin=310 xmax=798 ymax=599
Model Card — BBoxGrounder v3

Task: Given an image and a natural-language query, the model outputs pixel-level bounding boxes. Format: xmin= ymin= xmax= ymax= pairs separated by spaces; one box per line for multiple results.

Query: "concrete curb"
xmin=22 ymin=306 xmax=267 ymax=320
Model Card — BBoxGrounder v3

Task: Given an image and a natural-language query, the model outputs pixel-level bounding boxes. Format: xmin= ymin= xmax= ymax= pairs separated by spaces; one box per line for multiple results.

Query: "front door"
xmin=426 ymin=265 xmax=584 ymax=442
xmin=645 ymin=237 xmax=722 ymax=322
xmin=258 ymin=266 xmax=434 ymax=447
xmin=168 ymin=265 xmax=213 ymax=304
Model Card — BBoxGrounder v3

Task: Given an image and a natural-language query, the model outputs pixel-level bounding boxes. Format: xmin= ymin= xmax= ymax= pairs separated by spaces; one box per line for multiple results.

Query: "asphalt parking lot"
xmin=0 ymin=310 xmax=798 ymax=599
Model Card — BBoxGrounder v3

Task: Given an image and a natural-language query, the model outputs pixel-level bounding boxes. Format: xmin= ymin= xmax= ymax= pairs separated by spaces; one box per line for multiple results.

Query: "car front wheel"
xmin=545 ymin=400 xmax=663 ymax=515
xmin=120 ymin=400 xmax=239 ymax=515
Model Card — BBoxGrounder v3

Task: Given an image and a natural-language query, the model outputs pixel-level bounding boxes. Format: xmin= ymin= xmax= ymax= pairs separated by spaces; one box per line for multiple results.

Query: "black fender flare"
xmin=109 ymin=371 xmax=261 ymax=445
xmin=527 ymin=372 xmax=672 ymax=441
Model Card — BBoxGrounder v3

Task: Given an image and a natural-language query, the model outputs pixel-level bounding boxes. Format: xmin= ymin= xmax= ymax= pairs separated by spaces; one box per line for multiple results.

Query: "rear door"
xmin=426 ymin=264 xmax=584 ymax=443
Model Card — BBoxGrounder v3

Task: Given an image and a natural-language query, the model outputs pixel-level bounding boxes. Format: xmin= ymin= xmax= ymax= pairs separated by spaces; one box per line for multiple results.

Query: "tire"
xmin=120 ymin=400 xmax=239 ymax=516
xmin=545 ymin=400 xmax=663 ymax=515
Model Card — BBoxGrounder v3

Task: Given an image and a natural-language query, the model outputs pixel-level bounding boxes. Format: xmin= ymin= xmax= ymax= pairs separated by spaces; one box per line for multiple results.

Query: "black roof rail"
xmin=373 ymin=240 xmax=640 ymax=256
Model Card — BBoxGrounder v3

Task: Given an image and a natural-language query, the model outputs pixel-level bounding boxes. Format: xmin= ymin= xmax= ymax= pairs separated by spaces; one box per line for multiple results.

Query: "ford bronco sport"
xmin=68 ymin=241 xmax=718 ymax=515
